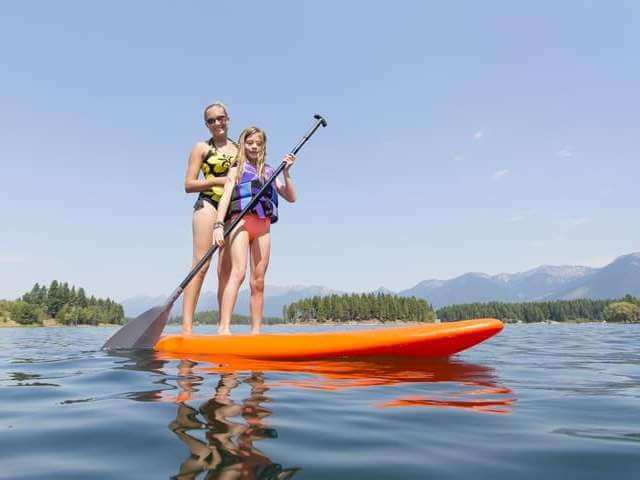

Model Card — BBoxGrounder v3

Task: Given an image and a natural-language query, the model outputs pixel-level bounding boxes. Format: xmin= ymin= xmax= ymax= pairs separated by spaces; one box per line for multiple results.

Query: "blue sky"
xmin=1 ymin=1 xmax=638 ymax=301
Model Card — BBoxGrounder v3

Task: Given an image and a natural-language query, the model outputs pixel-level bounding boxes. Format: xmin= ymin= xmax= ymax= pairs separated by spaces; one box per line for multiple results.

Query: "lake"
xmin=1 ymin=323 xmax=639 ymax=479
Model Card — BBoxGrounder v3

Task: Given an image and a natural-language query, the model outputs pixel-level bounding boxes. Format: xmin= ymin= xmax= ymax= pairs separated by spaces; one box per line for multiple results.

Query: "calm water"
xmin=1 ymin=323 xmax=639 ymax=479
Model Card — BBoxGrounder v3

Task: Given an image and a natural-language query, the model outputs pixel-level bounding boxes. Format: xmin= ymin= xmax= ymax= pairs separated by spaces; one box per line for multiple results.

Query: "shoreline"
xmin=0 ymin=321 xmax=123 ymax=328
xmin=2 ymin=319 xmax=635 ymax=328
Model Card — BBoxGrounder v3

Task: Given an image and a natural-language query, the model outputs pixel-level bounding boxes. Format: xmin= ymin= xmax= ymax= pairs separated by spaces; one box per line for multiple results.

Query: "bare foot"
xmin=218 ymin=328 xmax=232 ymax=336
xmin=250 ymin=328 xmax=260 ymax=335
xmin=181 ymin=328 xmax=192 ymax=336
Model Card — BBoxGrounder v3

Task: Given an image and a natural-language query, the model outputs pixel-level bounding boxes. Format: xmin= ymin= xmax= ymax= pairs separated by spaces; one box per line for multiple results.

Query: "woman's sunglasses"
xmin=206 ymin=116 xmax=228 ymax=126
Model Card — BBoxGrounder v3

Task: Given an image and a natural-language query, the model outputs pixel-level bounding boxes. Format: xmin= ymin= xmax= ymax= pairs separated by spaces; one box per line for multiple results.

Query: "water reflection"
xmin=162 ymin=354 xmax=517 ymax=415
xmin=110 ymin=351 xmax=515 ymax=478
xmin=169 ymin=363 xmax=299 ymax=479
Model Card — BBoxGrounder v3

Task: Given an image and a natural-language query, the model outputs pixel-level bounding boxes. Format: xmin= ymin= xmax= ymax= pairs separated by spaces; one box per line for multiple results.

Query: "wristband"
xmin=214 ymin=221 xmax=224 ymax=229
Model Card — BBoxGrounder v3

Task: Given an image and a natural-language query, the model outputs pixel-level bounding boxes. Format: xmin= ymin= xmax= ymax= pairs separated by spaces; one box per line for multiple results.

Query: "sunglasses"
xmin=206 ymin=116 xmax=228 ymax=125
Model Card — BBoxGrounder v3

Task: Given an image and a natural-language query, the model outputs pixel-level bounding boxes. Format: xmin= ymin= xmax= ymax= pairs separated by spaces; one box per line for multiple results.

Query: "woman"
xmin=213 ymin=127 xmax=296 ymax=335
xmin=182 ymin=102 xmax=238 ymax=334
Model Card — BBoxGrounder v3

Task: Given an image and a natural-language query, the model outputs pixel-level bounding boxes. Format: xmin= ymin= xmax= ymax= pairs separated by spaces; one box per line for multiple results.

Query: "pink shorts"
xmin=232 ymin=213 xmax=271 ymax=241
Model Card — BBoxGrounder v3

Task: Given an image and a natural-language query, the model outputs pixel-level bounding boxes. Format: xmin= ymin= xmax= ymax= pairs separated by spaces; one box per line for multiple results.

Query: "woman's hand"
xmin=283 ymin=153 xmax=296 ymax=173
xmin=213 ymin=223 xmax=225 ymax=247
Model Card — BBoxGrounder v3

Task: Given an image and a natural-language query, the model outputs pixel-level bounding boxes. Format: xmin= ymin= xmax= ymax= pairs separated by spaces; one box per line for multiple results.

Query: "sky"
xmin=1 ymin=1 xmax=639 ymax=301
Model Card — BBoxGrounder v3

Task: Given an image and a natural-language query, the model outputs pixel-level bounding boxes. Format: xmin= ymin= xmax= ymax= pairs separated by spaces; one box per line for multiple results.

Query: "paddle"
xmin=103 ymin=114 xmax=328 ymax=350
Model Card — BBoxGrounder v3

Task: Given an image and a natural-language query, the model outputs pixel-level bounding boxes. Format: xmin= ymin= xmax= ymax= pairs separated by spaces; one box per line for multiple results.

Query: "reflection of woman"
xmin=169 ymin=365 xmax=299 ymax=479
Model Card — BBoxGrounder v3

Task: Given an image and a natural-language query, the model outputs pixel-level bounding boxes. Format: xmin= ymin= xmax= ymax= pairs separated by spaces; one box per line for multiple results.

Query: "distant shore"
xmin=0 ymin=319 xmax=122 ymax=328
xmin=2 ymin=319 xmax=631 ymax=328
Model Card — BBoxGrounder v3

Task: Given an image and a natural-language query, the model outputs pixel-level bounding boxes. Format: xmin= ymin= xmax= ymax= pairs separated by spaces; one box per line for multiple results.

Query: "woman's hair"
xmin=202 ymin=101 xmax=229 ymax=121
xmin=235 ymin=127 xmax=267 ymax=183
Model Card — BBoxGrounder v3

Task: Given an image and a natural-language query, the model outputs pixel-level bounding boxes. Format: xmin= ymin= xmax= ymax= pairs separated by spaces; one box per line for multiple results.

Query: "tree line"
xmin=436 ymin=295 xmax=640 ymax=323
xmin=0 ymin=281 xmax=125 ymax=326
xmin=170 ymin=310 xmax=282 ymax=326
xmin=283 ymin=293 xmax=436 ymax=323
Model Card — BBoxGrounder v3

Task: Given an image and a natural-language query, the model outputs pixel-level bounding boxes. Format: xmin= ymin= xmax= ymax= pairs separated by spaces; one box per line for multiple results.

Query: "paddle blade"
xmin=102 ymin=304 xmax=172 ymax=350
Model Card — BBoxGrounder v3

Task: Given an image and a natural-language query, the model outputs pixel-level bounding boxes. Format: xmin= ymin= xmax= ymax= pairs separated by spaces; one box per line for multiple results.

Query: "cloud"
xmin=473 ymin=130 xmax=484 ymax=140
xmin=568 ymin=217 xmax=589 ymax=227
xmin=556 ymin=146 xmax=574 ymax=158
xmin=452 ymin=154 xmax=464 ymax=162
xmin=557 ymin=217 xmax=590 ymax=235
xmin=0 ymin=255 xmax=25 ymax=264
xmin=506 ymin=214 xmax=526 ymax=223
xmin=491 ymin=169 xmax=509 ymax=181
xmin=579 ymin=255 xmax=616 ymax=268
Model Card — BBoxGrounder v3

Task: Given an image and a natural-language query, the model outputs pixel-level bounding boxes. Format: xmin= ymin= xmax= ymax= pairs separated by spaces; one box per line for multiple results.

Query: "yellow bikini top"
xmin=200 ymin=138 xmax=237 ymax=202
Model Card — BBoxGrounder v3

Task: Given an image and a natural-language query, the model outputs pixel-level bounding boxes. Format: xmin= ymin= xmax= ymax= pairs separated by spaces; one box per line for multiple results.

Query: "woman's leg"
xmin=217 ymin=221 xmax=249 ymax=335
xmin=181 ymin=201 xmax=216 ymax=334
xmin=249 ymin=231 xmax=271 ymax=334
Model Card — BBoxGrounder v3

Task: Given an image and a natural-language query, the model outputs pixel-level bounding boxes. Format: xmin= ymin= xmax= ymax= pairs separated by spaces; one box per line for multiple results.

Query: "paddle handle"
xmin=165 ymin=114 xmax=328 ymax=306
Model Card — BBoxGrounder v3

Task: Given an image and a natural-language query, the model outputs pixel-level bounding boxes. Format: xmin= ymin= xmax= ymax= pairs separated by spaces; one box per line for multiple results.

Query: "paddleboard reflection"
xmin=159 ymin=354 xmax=517 ymax=415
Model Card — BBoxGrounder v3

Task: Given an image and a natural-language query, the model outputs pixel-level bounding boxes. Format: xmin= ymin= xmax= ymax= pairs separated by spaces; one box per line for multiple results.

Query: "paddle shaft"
xmin=165 ymin=114 xmax=327 ymax=307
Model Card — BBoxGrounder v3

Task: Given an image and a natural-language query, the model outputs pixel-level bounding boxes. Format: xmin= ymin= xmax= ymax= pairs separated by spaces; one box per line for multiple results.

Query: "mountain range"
xmin=120 ymin=252 xmax=640 ymax=317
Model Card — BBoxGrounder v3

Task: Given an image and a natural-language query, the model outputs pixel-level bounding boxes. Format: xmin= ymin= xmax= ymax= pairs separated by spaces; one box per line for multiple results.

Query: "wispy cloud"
xmin=579 ymin=255 xmax=616 ymax=268
xmin=567 ymin=217 xmax=589 ymax=227
xmin=506 ymin=214 xmax=526 ymax=223
xmin=452 ymin=154 xmax=464 ymax=162
xmin=473 ymin=130 xmax=484 ymax=140
xmin=491 ymin=169 xmax=509 ymax=181
xmin=557 ymin=217 xmax=590 ymax=236
xmin=0 ymin=255 xmax=25 ymax=264
xmin=556 ymin=146 xmax=574 ymax=158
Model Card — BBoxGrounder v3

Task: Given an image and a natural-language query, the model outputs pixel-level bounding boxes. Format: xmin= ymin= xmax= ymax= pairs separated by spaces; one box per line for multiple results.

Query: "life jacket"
xmin=227 ymin=161 xmax=278 ymax=223
xmin=199 ymin=138 xmax=237 ymax=203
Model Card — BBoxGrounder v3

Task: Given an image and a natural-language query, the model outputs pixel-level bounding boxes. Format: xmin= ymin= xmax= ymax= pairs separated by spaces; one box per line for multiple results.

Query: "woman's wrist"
xmin=214 ymin=221 xmax=224 ymax=229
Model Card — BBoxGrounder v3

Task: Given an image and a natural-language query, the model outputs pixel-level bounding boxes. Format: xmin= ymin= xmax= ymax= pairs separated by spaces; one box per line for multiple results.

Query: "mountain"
xmin=371 ymin=286 xmax=396 ymax=295
xmin=120 ymin=252 xmax=640 ymax=316
xmin=399 ymin=253 xmax=639 ymax=308
xmin=552 ymin=253 xmax=640 ymax=300
xmin=220 ymin=285 xmax=342 ymax=318
xmin=120 ymin=294 xmax=167 ymax=317
xmin=120 ymin=285 xmax=342 ymax=318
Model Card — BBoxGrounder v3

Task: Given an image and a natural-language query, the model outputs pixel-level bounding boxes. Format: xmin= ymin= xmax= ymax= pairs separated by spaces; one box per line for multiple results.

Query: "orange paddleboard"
xmin=154 ymin=318 xmax=503 ymax=360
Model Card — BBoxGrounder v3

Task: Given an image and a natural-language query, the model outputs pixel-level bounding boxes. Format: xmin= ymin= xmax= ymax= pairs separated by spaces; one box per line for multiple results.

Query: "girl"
xmin=213 ymin=127 xmax=296 ymax=335
xmin=182 ymin=102 xmax=238 ymax=334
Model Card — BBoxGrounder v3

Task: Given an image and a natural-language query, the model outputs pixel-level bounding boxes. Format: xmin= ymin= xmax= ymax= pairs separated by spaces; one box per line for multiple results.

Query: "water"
xmin=1 ymin=323 xmax=639 ymax=479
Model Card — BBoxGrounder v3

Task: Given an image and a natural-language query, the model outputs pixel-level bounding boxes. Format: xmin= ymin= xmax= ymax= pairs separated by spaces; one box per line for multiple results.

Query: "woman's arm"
xmin=213 ymin=167 xmax=239 ymax=247
xmin=275 ymin=153 xmax=297 ymax=203
xmin=184 ymin=143 xmax=229 ymax=193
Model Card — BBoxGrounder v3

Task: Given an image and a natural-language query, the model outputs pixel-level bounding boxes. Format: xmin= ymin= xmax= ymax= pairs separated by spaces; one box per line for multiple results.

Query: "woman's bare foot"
xmin=250 ymin=327 xmax=260 ymax=335
xmin=181 ymin=328 xmax=192 ymax=336
xmin=218 ymin=328 xmax=232 ymax=336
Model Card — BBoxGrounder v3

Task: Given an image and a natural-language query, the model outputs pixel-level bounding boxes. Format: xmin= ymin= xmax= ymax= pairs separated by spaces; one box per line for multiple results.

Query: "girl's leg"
xmin=217 ymin=242 xmax=232 ymax=324
xmin=218 ymin=222 xmax=249 ymax=335
xmin=182 ymin=201 xmax=216 ymax=334
xmin=249 ymin=232 xmax=271 ymax=334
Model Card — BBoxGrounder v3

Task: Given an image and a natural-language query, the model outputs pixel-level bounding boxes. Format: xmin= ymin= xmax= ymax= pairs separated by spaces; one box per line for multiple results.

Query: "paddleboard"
xmin=154 ymin=318 xmax=503 ymax=359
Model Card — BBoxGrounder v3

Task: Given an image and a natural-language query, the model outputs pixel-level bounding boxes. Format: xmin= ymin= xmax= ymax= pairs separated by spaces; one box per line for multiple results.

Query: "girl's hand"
xmin=283 ymin=153 xmax=296 ymax=173
xmin=213 ymin=224 xmax=225 ymax=247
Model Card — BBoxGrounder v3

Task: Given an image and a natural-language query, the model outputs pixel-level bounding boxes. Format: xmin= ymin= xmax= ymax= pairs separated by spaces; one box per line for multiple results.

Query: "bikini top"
xmin=199 ymin=138 xmax=237 ymax=202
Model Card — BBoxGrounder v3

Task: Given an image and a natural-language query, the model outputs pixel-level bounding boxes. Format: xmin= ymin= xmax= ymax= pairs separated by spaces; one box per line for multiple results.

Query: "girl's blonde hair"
xmin=235 ymin=127 xmax=267 ymax=183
